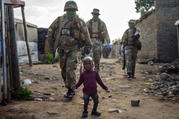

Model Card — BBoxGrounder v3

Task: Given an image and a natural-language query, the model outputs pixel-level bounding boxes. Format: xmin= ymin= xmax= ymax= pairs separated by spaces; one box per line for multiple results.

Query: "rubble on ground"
xmin=144 ymin=73 xmax=179 ymax=101
xmin=159 ymin=62 xmax=179 ymax=74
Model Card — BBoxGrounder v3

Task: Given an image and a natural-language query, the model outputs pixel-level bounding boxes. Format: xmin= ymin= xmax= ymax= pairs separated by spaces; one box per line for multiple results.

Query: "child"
xmin=72 ymin=56 xmax=109 ymax=118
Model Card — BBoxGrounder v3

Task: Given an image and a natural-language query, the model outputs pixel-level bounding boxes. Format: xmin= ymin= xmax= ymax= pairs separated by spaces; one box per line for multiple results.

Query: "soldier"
xmin=121 ymin=19 xmax=141 ymax=79
xmin=86 ymin=8 xmax=110 ymax=72
xmin=46 ymin=1 xmax=92 ymax=98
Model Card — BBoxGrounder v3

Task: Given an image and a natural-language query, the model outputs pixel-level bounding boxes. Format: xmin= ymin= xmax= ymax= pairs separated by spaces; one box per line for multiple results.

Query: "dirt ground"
xmin=0 ymin=58 xmax=179 ymax=119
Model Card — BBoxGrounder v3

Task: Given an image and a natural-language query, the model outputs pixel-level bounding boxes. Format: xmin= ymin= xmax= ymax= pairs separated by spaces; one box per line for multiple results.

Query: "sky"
xmin=14 ymin=0 xmax=141 ymax=41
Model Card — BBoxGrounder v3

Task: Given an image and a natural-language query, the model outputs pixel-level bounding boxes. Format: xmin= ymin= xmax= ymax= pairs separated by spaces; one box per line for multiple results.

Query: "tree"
xmin=135 ymin=0 xmax=154 ymax=13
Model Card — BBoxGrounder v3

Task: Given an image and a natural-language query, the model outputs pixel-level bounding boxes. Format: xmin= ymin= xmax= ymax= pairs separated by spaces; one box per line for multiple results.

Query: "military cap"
xmin=91 ymin=8 xmax=100 ymax=15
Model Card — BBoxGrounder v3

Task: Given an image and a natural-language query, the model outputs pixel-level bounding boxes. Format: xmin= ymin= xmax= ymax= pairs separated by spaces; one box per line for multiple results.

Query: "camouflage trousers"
xmin=83 ymin=93 xmax=99 ymax=112
xmin=103 ymin=46 xmax=110 ymax=58
xmin=59 ymin=49 xmax=77 ymax=89
xmin=125 ymin=48 xmax=137 ymax=75
xmin=92 ymin=44 xmax=102 ymax=72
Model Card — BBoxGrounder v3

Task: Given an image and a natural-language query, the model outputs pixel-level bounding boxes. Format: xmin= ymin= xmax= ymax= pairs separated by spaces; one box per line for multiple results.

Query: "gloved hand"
xmin=106 ymin=42 xmax=111 ymax=51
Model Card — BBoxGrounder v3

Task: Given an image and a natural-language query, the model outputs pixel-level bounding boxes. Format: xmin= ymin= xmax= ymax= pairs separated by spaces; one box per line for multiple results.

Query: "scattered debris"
xmin=104 ymin=77 xmax=116 ymax=81
xmin=144 ymin=72 xmax=179 ymax=101
xmin=131 ymin=99 xmax=140 ymax=107
xmin=49 ymin=97 xmax=56 ymax=102
xmin=108 ymin=108 xmax=122 ymax=113
xmin=47 ymin=111 xmax=58 ymax=115
xmin=148 ymin=61 xmax=154 ymax=65
xmin=108 ymin=95 xmax=112 ymax=98
xmin=23 ymin=79 xmax=32 ymax=87
xmin=34 ymin=98 xmax=43 ymax=101
xmin=159 ymin=60 xmax=179 ymax=74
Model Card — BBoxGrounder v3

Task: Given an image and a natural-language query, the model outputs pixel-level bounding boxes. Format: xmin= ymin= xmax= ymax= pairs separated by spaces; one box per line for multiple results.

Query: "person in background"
xmin=121 ymin=19 xmax=141 ymax=79
xmin=86 ymin=8 xmax=110 ymax=72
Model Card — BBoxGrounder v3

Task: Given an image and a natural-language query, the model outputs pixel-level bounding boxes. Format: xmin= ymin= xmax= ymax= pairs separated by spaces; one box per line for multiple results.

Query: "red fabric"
xmin=75 ymin=70 xmax=107 ymax=94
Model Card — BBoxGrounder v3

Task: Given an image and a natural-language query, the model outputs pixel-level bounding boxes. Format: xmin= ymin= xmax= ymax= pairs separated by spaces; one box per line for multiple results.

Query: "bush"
xmin=44 ymin=52 xmax=59 ymax=64
xmin=44 ymin=53 xmax=54 ymax=64
xmin=11 ymin=87 xmax=33 ymax=100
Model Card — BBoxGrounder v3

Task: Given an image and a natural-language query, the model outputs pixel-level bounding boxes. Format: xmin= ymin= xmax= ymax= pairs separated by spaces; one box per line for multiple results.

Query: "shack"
xmin=136 ymin=0 xmax=179 ymax=62
xmin=14 ymin=18 xmax=39 ymax=63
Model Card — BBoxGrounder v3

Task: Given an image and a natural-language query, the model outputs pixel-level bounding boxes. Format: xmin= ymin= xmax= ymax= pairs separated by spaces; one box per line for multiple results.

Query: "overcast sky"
xmin=14 ymin=0 xmax=140 ymax=41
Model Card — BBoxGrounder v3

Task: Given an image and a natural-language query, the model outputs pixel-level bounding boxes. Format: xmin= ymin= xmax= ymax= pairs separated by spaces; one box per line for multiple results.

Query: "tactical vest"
xmin=125 ymin=28 xmax=141 ymax=50
xmin=56 ymin=16 xmax=84 ymax=50
xmin=88 ymin=19 xmax=103 ymax=42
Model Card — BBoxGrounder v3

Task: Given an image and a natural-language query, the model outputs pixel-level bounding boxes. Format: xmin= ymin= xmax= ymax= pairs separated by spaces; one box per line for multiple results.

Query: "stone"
xmin=131 ymin=99 xmax=140 ymax=107
xmin=172 ymin=89 xmax=179 ymax=95
xmin=160 ymin=73 xmax=170 ymax=80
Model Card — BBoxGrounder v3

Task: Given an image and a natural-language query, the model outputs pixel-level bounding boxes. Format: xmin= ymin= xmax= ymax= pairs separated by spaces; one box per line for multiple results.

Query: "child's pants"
xmin=83 ymin=93 xmax=99 ymax=112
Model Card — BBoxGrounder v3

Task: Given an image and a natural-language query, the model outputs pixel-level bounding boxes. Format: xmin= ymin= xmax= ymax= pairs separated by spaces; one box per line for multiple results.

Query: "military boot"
xmin=131 ymin=73 xmax=136 ymax=79
xmin=127 ymin=73 xmax=131 ymax=78
xmin=70 ymin=89 xmax=75 ymax=95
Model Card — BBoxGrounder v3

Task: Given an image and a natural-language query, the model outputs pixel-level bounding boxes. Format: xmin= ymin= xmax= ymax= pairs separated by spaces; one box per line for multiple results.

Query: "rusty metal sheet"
xmin=4 ymin=0 xmax=25 ymax=7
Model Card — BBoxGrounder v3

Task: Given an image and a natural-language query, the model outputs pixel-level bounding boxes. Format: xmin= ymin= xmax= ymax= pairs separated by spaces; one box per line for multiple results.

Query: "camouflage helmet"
xmin=128 ymin=19 xmax=136 ymax=24
xmin=91 ymin=8 xmax=100 ymax=15
xmin=64 ymin=1 xmax=78 ymax=11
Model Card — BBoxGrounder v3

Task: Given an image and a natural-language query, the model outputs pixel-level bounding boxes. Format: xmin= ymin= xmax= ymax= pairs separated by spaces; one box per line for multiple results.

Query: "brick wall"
xmin=155 ymin=0 xmax=179 ymax=62
xmin=136 ymin=11 xmax=156 ymax=59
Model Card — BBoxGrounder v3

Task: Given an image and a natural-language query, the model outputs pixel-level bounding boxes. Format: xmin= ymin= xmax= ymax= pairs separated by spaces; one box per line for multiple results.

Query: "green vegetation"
xmin=135 ymin=0 xmax=154 ymax=13
xmin=44 ymin=52 xmax=59 ymax=64
xmin=11 ymin=87 xmax=33 ymax=100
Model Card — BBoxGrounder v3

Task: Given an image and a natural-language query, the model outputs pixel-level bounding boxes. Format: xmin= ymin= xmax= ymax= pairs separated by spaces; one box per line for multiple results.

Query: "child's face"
xmin=84 ymin=60 xmax=92 ymax=71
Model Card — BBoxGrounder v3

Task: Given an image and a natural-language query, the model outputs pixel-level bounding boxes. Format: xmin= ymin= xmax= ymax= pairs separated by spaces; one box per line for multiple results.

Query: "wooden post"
xmin=0 ymin=0 xmax=2 ymax=103
xmin=8 ymin=6 xmax=20 ymax=90
xmin=21 ymin=6 xmax=32 ymax=66
xmin=5 ymin=5 xmax=11 ymax=101
xmin=1 ymin=0 xmax=8 ymax=100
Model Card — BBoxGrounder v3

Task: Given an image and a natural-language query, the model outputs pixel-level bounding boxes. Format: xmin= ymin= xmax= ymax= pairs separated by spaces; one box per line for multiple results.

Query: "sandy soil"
xmin=0 ymin=58 xmax=179 ymax=119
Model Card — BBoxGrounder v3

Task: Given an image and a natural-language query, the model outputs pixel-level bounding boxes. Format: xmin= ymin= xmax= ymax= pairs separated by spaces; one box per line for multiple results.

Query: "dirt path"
xmin=0 ymin=59 xmax=179 ymax=119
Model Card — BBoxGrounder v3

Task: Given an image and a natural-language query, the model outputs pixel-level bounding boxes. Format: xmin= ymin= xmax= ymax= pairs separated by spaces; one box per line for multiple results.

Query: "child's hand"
xmin=106 ymin=89 xmax=110 ymax=93
xmin=72 ymin=85 xmax=76 ymax=90
xmin=105 ymin=87 xmax=110 ymax=93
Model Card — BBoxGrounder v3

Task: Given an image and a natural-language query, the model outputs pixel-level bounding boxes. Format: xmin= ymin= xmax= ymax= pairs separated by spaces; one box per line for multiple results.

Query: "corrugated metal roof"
xmin=14 ymin=18 xmax=37 ymax=28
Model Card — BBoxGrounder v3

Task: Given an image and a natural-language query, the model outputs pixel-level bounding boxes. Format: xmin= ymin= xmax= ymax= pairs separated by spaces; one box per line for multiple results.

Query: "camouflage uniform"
xmin=86 ymin=8 xmax=110 ymax=72
xmin=46 ymin=1 xmax=91 ymax=98
xmin=121 ymin=20 xmax=141 ymax=78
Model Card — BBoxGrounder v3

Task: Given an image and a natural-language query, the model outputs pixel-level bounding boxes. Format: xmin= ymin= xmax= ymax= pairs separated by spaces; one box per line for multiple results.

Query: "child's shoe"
xmin=91 ymin=110 xmax=101 ymax=116
xmin=82 ymin=111 xmax=88 ymax=118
